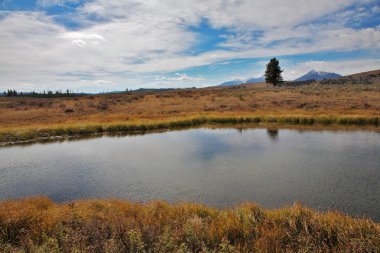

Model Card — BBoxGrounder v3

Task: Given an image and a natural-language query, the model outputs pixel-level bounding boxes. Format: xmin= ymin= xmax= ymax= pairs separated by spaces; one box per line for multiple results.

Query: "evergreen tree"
xmin=264 ymin=58 xmax=283 ymax=86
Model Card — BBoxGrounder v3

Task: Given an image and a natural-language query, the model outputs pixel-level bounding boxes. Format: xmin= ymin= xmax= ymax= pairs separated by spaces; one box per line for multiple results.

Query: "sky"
xmin=0 ymin=0 xmax=379 ymax=92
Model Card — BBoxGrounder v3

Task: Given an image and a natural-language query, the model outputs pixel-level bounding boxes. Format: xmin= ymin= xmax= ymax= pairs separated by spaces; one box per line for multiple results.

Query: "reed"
xmin=0 ymin=197 xmax=378 ymax=252
xmin=0 ymin=115 xmax=378 ymax=145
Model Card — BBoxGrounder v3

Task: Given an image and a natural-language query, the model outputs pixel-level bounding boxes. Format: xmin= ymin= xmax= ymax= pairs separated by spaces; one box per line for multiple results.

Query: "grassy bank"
xmin=0 ymin=197 xmax=379 ymax=252
xmin=1 ymin=81 xmax=379 ymax=144
xmin=0 ymin=114 xmax=379 ymax=145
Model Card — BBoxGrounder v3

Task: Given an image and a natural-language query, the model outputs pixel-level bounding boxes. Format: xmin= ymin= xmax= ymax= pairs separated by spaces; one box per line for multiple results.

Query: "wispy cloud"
xmin=0 ymin=0 xmax=379 ymax=91
xmin=155 ymin=73 xmax=205 ymax=82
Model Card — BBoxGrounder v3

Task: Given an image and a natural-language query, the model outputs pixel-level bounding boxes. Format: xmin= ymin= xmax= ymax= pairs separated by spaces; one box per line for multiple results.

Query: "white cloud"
xmin=173 ymin=73 xmax=204 ymax=81
xmin=62 ymin=32 xmax=105 ymax=47
xmin=155 ymin=73 xmax=205 ymax=82
xmin=79 ymin=0 xmax=371 ymax=30
xmin=72 ymin=39 xmax=86 ymax=47
xmin=94 ymin=80 xmax=113 ymax=85
xmin=0 ymin=0 xmax=379 ymax=91
xmin=62 ymin=32 xmax=105 ymax=41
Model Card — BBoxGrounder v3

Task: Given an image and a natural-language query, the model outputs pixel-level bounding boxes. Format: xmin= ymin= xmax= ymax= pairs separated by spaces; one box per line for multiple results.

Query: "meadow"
xmin=0 ymin=79 xmax=379 ymax=145
xmin=0 ymin=197 xmax=379 ymax=252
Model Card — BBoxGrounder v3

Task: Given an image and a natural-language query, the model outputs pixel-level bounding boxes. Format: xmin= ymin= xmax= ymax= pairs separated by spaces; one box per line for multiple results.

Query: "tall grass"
xmin=0 ymin=197 xmax=379 ymax=252
xmin=0 ymin=115 xmax=378 ymax=145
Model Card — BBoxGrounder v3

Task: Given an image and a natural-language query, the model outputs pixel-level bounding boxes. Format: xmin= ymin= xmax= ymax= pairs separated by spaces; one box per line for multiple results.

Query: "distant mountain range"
xmin=218 ymin=79 xmax=246 ymax=87
xmin=295 ymin=70 xmax=341 ymax=81
xmin=246 ymin=76 xmax=265 ymax=83
xmin=218 ymin=70 xmax=341 ymax=86
xmin=218 ymin=76 xmax=264 ymax=86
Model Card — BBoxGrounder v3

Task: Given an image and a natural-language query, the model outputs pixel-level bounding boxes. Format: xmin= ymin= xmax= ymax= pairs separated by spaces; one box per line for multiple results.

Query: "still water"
xmin=0 ymin=127 xmax=379 ymax=221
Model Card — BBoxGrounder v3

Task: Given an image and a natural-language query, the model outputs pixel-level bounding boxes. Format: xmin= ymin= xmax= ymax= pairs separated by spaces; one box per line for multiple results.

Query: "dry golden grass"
xmin=0 ymin=72 xmax=379 ymax=143
xmin=0 ymin=197 xmax=379 ymax=252
xmin=1 ymin=83 xmax=379 ymax=128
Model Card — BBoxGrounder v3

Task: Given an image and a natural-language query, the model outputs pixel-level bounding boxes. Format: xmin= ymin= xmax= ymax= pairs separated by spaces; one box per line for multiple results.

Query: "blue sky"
xmin=0 ymin=0 xmax=379 ymax=92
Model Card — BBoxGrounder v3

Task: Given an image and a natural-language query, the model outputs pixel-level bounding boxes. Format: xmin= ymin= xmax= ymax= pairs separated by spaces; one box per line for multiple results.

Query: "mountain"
xmin=295 ymin=70 xmax=341 ymax=81
xmin=245 ymin=76 xmax=265 ymax=83
xmin=218 ymin=76 xmax=264 ymax=86
xmin=218 ymin=70 xmax=341 ymax=86
xmin=218 ymin=79 xmax=245 ymax=86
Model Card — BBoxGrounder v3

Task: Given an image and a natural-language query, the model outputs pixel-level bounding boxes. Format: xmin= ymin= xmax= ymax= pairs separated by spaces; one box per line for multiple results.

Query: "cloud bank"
xmin=0 ymin=0 xmax=379 ymax=91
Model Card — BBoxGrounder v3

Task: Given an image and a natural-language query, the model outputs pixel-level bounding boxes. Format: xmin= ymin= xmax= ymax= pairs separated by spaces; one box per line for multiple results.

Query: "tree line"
xmin=2 ymin=89 xmax=81 ymax=98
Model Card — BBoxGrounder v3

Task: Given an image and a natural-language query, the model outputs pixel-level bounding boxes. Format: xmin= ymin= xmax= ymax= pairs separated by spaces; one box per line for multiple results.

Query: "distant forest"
xmin=2 ymin=89 xmax=81 ymax=98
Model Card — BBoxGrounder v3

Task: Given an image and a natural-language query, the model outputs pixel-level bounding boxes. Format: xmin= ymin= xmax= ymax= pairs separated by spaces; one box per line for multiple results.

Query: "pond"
xmin=0 ymin=127 xmax=379 ymax=221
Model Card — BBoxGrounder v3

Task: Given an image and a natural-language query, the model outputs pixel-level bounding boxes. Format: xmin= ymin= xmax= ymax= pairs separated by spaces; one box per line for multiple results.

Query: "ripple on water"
xmin=0 ymin=128 xmax=379 ymax=221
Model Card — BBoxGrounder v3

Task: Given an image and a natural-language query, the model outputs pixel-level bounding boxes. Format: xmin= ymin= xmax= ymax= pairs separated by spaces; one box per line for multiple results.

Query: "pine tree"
xmin=264 ymin=58 xmax=283 ymax=86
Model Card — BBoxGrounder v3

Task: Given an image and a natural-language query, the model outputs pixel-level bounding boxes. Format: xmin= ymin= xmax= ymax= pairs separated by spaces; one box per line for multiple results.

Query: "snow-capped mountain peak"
xmin=295 ymin=70 xmax=341 ymax=81
xmin=218 ymin=79 xmax=245 ymax=86
xmin=218 ymin=76 xmax=264 ymax=86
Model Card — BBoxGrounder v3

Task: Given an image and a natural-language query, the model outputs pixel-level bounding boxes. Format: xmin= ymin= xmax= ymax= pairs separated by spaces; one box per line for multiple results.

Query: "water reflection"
xmin=266 ymin=128 xmax=279 ymax=141
xmin=0 ymin=127 xmax=379 ymax=221
xmin=2 ymin=125 xmax=379 ymax=148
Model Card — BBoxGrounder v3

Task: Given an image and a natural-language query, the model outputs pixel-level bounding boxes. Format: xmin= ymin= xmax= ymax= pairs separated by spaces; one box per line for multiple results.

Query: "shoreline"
xmin=1 ymin=114 xmax=379 ymax=146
